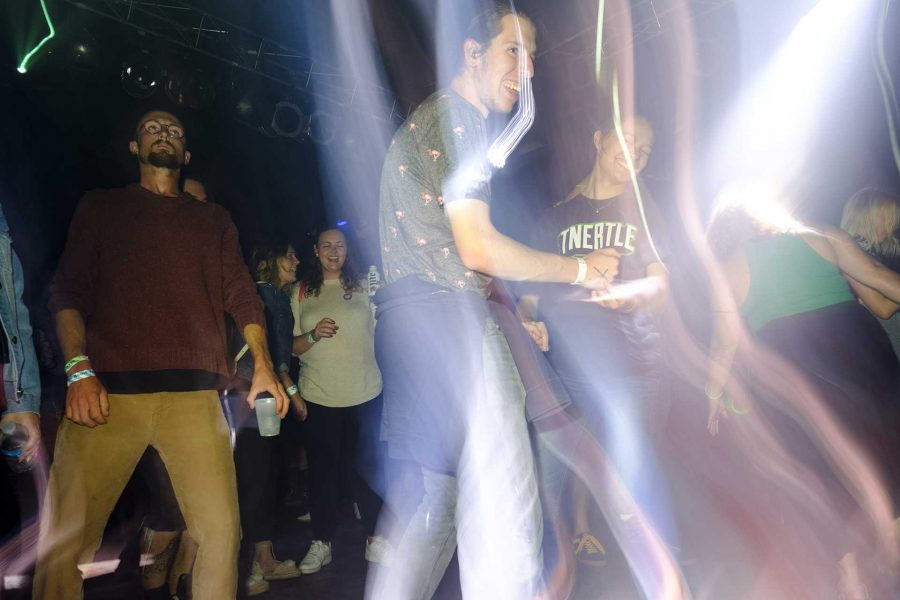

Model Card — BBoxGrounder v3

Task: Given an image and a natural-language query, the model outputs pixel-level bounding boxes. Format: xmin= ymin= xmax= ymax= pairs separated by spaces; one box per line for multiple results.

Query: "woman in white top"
xmin=291 ymin=228 xmax=389 ymax=573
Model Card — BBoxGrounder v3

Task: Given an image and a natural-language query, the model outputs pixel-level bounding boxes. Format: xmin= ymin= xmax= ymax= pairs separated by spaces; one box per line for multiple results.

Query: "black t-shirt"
xmin=98 ymin=370 xmax=225 ymax=394
xmin=531 ymin=185 xmax=668 ymax=313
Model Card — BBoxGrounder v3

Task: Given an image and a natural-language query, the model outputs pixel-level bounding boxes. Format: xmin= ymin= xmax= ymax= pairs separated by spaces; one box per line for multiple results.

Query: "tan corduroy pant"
xmin=32 ymin=391 xmax=239 ymax=600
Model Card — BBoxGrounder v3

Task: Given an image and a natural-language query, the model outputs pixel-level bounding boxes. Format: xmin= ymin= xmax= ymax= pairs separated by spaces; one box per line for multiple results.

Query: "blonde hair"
xmin=840 ymin=187 xmax=900 ymax=246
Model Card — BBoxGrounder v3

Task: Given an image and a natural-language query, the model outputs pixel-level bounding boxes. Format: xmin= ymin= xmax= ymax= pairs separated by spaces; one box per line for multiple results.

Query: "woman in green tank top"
xmin=704 ymin=196 xmax=900 ymax=599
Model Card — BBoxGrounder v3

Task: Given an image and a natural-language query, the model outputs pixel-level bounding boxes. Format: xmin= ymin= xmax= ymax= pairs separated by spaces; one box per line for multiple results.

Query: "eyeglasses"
xmin=140 ymin=120 xmax=185 ymax=140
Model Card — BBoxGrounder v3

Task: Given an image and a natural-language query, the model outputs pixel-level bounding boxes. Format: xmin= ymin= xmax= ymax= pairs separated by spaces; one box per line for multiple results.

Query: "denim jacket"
xmin=234 ymin=282 xmax=294 ymax=383
xmin=0 ymin=204 xmax=40 ymax=414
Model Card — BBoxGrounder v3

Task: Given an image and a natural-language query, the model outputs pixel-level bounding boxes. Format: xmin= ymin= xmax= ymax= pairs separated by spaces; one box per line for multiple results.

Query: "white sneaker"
xmin=299 ymin=540 xmax=332 ymax=574
xmin=364 ymin=536 xmax=394 ymax=566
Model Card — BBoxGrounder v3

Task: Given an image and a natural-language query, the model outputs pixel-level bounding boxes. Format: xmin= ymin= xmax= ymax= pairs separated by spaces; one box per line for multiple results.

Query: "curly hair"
xmin=706 ymin=186 xmax=804 ymax=258
xmin=251 ymin=241 xmax=295 ymax=293
xmin=302 ymin=229 xmax=363 ymax=298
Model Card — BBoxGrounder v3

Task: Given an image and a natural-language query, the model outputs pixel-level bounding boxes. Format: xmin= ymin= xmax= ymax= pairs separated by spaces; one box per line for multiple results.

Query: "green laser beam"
xmin=17 ymin=0 xmax=56 ymax=74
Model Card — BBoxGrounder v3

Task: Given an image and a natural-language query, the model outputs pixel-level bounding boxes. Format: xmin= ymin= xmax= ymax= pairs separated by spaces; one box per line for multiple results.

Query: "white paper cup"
xmin=255 ymin=395 xmax=280 ymax=437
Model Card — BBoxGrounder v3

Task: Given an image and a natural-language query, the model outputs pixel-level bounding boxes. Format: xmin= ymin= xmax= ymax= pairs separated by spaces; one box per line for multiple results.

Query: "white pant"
xmin=372 ymin=324 xmax=543 ymax=599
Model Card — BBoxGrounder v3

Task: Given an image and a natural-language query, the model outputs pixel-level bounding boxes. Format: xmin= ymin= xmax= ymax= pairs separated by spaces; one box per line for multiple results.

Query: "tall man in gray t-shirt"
xmin=373 ymin=5 xmax=619 ymax=599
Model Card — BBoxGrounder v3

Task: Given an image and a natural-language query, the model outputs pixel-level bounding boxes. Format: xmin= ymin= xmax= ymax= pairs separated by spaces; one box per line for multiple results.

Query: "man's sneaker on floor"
xmin=296 ymin=512 xmax=311 ymax=523
xmin=245 ymin=571 xmax=269 ymax=596
xmin=365 ymin=536 xmax=394 ymax=566
xmin=572 ymin=531 xmax=607 ymax=566
xmin=299 ymin=540 xmax=332 ymax=574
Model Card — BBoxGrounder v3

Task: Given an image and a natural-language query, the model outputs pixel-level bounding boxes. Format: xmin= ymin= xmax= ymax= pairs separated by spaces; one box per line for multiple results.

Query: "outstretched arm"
xmin=447 ymin=199 xmax=619 ymax=287
xmin=705 ymin=252 xmax=748 ymax=435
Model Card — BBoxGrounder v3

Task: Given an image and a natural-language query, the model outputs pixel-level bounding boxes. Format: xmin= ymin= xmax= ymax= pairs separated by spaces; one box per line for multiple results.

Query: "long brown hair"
xmin=251 ymin=241 xmax=295 ymax=293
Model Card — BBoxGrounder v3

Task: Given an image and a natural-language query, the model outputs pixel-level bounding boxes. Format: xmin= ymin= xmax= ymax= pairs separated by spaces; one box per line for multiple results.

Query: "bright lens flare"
xmin=712 ymin=0 xmax=875 ymax=185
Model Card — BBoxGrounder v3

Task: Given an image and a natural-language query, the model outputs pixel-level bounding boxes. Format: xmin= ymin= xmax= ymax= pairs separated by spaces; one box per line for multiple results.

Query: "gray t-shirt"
xmin=379 ymin=90 xmax=493 ymax=294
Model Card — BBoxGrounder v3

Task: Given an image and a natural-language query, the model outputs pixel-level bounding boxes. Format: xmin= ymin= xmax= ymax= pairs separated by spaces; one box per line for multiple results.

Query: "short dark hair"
xmin=464 ymin=4 xmax=522 ymax=47
xmin=449 ymin=2 xmax=533 ymax=75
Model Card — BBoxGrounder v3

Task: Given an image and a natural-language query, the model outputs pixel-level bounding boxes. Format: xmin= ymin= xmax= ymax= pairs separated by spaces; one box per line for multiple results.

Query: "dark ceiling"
xmin=1 ymin=0 xmax=897 ymax=313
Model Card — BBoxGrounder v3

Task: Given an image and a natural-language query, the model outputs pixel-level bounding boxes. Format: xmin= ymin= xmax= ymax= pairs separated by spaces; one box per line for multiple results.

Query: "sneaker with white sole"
xmin=299 ymin=540 xmax=332 ymax=574
xmin=245 ymin=571 xmax=269 ymax=596
xmin=364 ymin=536 xmax=394 ymax=566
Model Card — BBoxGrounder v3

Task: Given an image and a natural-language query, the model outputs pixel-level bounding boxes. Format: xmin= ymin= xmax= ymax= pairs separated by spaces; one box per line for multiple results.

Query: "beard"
xmin=146 ymin=148 xmax=182 ymax=169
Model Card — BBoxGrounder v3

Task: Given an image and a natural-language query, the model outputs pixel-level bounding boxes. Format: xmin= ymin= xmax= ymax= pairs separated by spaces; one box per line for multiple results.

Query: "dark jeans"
xmin=305 ymin=398 xmax=383 ymax=541
xmin=232 ymin=394 xmax=279 ymax=545
xmin=542 ymin=302 xmax=676 ymax=545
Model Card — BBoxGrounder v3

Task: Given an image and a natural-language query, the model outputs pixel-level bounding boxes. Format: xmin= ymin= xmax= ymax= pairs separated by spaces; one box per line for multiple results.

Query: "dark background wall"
xmin=1 ymin=0 xmax=898 ymax=315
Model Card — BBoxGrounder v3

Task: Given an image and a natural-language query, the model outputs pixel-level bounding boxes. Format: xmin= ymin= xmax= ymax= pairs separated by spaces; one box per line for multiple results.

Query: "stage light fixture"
xmin=232 ymin=85 xmax=278 ymax=136
xmin=121 ymin=51 xmax=162 ymax=99
xmin=61 ymin=27 xmax=100 ymax=70
xmin=307 ymin=111 xmax=336 ymax=145
xmin=166 ymin=68 xmax=217 ymax=110
xmin=271 ymin=101 xmax=307 ymax=138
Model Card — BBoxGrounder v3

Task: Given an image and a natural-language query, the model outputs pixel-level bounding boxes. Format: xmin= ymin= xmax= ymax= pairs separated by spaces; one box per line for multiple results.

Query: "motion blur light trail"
xmin=486 ymin=11 xmax=535 ymax=168
xmin=610 ymin=71 xmax=667 ymax=270
xmin=0 ymin=453 xmax=49 ymax=589
xmin=874 ymin=0 xmax=900 ymax=175
xmin=16 ymin=0 xmax=56 ymax=74
xmin=673 ymin=0 xmax=899 ymax=596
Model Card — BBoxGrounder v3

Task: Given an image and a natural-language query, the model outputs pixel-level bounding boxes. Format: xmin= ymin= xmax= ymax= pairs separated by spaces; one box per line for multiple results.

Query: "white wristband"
xmin=570 ymin=256 xmax=587 ymax=285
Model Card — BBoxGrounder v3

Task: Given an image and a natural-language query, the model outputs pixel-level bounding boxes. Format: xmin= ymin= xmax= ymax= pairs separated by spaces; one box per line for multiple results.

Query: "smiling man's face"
xmin=471 ymin=14 xmax=536 ymax=116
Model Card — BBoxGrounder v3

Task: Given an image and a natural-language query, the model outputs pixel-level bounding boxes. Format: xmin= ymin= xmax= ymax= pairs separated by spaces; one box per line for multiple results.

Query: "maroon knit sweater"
xmin=50 ymin=184 xmax=264 ymax=379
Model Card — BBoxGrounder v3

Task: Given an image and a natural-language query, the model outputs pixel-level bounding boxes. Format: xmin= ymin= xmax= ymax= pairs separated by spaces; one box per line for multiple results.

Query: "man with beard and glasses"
xmin=32 ymin=110 xmax=288 ymax=600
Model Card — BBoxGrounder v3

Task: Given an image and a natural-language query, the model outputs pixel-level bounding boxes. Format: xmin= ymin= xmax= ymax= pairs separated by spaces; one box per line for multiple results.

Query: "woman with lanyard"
xmin=233 ymin=241 xmax=307 ymax=596
xmin=291 ymin=228 xmax=389 ymax=574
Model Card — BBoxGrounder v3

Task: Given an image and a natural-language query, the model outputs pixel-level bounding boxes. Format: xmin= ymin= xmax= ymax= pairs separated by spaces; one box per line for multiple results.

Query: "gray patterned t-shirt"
xmin=379 ymin=90 xmax=493 ymax=294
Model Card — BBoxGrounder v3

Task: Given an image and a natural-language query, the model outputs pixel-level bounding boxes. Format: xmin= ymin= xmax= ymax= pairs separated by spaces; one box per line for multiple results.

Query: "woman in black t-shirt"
xmin=521 ymin=116 xmax=680 ymax=596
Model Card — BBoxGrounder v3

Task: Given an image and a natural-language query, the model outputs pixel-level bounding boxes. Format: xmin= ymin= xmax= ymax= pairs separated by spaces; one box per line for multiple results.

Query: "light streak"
xmin=487 ymin=4 xmax=535 ymax=168
xmin=874 ymin=0 xmax=900 ymax=175
xmin=711 ymin=0 xmax=875 ymax=187
xmin=595 ymin=0 xmax=606 ymax=81
xmin=17 ymin=0 xmax=56 ymax=74
xmin=610 ymin=71 xmax=668 ymax=270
